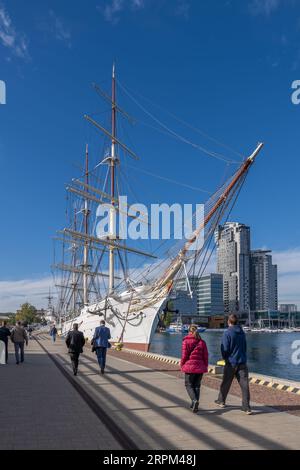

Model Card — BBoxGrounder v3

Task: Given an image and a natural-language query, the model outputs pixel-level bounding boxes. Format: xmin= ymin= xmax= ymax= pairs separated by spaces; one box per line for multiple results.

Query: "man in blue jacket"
xmin=92 ymin=320 xmax=111 ymax=374
xmin=215 ymin=314 xmax=252 ymax=414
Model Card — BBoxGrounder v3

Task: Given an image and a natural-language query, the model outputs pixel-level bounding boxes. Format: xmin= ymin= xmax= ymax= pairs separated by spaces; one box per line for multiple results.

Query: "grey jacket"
xmin=11 ymin=326 xmax=28 ymax=344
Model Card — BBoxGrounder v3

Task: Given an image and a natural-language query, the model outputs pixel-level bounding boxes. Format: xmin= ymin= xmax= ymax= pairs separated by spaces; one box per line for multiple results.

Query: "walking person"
xmin=65 ymin=323 xmax=85 ymax=376
xmin=181 ymin=324 xmax=208 ymax=413
xmin=92 ymin=320 xmax=111 ymax=375
xmin=215 ymin=314 xmax=252 ymax=415
xmin=49 ymin=324 xmax=57 ymax=343
xmin=0 ymin=321 xmax=11 ymax=364
xmin=11 ymin=321 xmax=28 ymax=365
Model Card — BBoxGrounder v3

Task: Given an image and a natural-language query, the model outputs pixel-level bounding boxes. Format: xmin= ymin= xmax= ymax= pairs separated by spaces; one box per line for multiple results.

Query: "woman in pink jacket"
xmin=181 ymin=324 xmax=208 ymax=413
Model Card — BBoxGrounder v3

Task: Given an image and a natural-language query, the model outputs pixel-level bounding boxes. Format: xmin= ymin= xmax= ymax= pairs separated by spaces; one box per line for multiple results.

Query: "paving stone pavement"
xmin=1 ymin=335 xmax=300 ymax=450
xmin=0 ymin=338 xmax=121 ymax=450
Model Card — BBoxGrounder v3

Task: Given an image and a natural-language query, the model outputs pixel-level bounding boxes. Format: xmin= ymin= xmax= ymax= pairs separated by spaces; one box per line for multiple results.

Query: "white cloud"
xmin=249 ymin=0 xmax=281 ymax=16
xmin=99 ymin=0 xmax=146 ymax=24
xmin=272 ymin=248 xmax=300 ymax=308
xmin=48 ymin=10 xmax=71 ymax=47
xmin=0 ymin=2 xmax=29 ymax=59
xmin=0 ymin=276 xmax=54 ymax=312
xmin=175 ymin=1 xmax=190 ymax=20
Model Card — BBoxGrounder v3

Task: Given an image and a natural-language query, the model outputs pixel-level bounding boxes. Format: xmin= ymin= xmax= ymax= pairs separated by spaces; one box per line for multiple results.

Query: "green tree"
xmin=16 ymin=303 xmax=40 ymax=325
xmin=164 ymin=311 xmax=173 ymax=327
xmin=7 ymin=314 xmax=16 ymax=326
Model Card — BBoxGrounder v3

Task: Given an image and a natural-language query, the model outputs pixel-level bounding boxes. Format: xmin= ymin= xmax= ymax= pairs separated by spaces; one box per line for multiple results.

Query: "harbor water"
xmin=149 ymin=330 xmax=300 ymax=382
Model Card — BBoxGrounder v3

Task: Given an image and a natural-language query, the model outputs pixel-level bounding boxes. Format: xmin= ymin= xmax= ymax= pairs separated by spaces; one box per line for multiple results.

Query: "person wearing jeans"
xmin=50 ymin=325 xmax=57 ymax=343
xmin=215 ymin=313 xmax=252 ymax=415
xmin=181 ymin=324 xmax=208 ymax=413
xmin=11 ymin=322 xmax=28 ymax=365
xmin=92 ymin=320 xmax=111 ymax=374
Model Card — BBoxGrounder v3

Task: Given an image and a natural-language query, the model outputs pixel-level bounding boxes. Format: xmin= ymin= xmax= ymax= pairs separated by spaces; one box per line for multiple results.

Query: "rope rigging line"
xmin=124 ymin=164 xmax=212 ymax=194
xmin=117 ymin=79 xmax=245 ymax=160
xmin=117 ymin=80 xmax=241 ymax=164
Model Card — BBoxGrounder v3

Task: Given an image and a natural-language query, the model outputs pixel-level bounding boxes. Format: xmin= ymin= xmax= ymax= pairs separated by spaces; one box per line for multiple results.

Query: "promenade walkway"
xmin=1 ymin=335 xmax=300 ymax=450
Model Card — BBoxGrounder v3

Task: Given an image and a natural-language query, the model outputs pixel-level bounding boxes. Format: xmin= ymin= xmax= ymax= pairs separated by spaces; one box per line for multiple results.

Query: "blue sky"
xmin=0 ymin=0 xmax=300 ymax=310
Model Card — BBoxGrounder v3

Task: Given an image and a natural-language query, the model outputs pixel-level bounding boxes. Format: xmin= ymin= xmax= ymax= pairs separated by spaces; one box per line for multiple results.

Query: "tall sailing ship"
xmin=52 ymin=65 xmax=263 ymax=351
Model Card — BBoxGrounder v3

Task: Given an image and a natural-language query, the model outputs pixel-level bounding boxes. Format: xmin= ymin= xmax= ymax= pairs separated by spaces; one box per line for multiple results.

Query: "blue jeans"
xmin=96 ymin=347 xmax=107 ymax=370
xmin=14 ymin=342 xmax=25 ymax=363
xmin=51 ymin=334 xmax=56 ymax=343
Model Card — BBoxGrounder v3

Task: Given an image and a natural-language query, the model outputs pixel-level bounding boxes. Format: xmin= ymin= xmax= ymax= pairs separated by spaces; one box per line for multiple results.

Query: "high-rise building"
xmin=250 ymin=250 xmax=278 ymax=312
xmin=172 ymin=274 xmax=224 ymax=320
xmin=215 ymin=222 xmax=250 ymax=314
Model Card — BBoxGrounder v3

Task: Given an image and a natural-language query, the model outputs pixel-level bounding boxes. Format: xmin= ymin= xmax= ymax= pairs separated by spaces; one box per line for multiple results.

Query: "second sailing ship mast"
xmin=109 ymin=63 xmax=116 ymax=293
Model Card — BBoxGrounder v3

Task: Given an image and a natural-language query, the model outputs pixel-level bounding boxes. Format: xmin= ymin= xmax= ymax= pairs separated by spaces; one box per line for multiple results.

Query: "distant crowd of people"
xmin=0 ymin=313 xmax=252 ymax=414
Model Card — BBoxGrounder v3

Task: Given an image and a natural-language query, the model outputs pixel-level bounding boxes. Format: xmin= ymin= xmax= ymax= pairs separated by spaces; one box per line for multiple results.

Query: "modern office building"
xmin=279 ymin=304 xmax=297 ymax=314
xmin=215 ymin=222 xmax=251 ymax=314
xmin=250 ymin=250 xmax=278 ymax=312
xmin=172 ymin=274 xmax=224 ymax=323
xmin=197 ymin=274 xmax=224 ymax=318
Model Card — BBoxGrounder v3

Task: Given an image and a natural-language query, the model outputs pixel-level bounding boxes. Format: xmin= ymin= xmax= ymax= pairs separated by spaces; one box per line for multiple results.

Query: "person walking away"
xmin=49 ymin=325 xmax=57 ymax=343
xmin=27 ymin=325 xmax=33 ymax=339
xmin=181 ymin=324 xmax=208 ymax=413
xmin=92 ymin=320 xmax=111 ymax=374
xmin=65 ymin=323 xmax=85 ymax=376
xmin=11 ymin=321 xmax=28 ymax=365
xmin=215 ymin=313 xmax=252 ymax=415
xmin=0 ymin=321 xmax=11 ymax=364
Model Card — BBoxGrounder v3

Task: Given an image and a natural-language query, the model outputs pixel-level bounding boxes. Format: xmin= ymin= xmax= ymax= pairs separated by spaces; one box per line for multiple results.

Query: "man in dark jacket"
xmin=65 ymin=323 xmax=85 ymax=376
xmin=0 ymin=321 xmax=11 ymax=364
xmin=215 ymin=314 xmax=252 ymax=414
xmin=11 ymin=321 xmax=28 ymax=365
xmin=92 ymin=320 xmax=111 ymax=374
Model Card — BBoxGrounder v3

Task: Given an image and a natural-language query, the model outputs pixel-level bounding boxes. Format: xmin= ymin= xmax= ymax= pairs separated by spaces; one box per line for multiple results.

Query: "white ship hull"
xmin=61 ymin=291 xmax=168 ymax=351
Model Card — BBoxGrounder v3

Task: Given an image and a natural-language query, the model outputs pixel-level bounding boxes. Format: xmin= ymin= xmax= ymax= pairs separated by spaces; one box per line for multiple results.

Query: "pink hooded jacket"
xmin=181 ymin=334 xmax=208 ymax=374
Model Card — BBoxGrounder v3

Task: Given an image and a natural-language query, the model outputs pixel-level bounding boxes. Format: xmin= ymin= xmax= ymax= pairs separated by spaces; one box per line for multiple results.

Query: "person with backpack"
xmin=181 ymin=324 xmax=208 ymax=413
xmin=92 ymin=320 xmax=111 ymax=374
xmin=215 ymin=313 xmax=252 ymax=415
xmin=65 ymin=323 xmax=85 ymax=376
xmin=11 ymin=321 xmax=28 ymax=365
xmin=49 ymin=324 xmax=57 ymax=343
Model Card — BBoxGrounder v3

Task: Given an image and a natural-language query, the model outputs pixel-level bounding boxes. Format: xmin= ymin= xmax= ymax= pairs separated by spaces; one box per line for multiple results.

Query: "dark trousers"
xmin=185 ymin=373 xmax=203 ymax=402
xmin=96 ymin=347 xmax=107 ymax=370
xmin=14 ymin=342 xmax=25 ymax=363
xmin=218 ymin=363 xmax=251 ymax=410
xmin=4 ymin=340 xmax=8 ymax=363
xmin=70 ymin=352 xmax=80 ymax=373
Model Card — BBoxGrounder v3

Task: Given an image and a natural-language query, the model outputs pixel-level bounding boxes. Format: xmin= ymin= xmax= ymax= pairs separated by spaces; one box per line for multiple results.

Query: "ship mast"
xmin=83 ymin=143 xmax=90 ymax=304
xmin=109 ymin=63 xmax=116 ymax=293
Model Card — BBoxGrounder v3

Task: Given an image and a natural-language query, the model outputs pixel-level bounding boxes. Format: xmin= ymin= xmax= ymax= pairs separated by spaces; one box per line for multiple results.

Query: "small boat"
xmin=197 ymin=327 xmax=206 ymax=333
